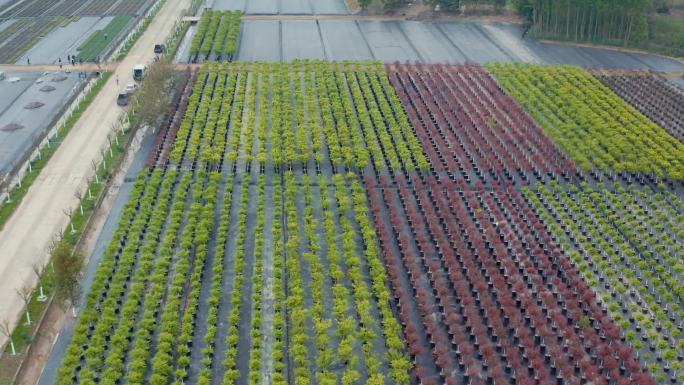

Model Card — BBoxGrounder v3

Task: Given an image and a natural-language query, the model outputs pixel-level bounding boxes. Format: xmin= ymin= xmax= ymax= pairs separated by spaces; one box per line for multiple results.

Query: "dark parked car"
xmin=154 ymin=44 xmax=165 ymax=54
xmin=117 ymin=92 xmax=129 ymax=106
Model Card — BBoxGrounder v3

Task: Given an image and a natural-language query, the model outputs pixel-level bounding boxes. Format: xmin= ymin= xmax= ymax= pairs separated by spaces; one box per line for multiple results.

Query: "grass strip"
xmin=76 ymin=16 xmax=132 ymax=62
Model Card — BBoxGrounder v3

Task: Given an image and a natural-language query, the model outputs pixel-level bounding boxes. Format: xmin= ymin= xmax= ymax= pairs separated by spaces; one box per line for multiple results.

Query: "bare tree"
xmin=0 ymin=319 xmax=16 ymax=355
xmin=106 ymin=134 xmax=114 ymax=157
xmin=16 ymin=285 xmax=33 ymax=325
xmin=91 ymin=160 xmax=100 ymax=184
xmin=74 ymin=188 xmax=83 ymax=216
xmin=32 ymin=263 xmax=48 ymax=302
xmin=63 ymin=208 xmax=75 ymax=233
xmin=3 ymin=185 xmax=10 ymax=204
xmin=110 ymin=123 xmax=120 ymax=146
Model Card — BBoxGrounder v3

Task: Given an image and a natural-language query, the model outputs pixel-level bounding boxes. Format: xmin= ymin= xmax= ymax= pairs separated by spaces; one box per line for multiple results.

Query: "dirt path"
xmin=239 ymin=12 xmax=522 ymax=23
xmin=11 ymin=305 xmax=66 ymax=385
xmin=0 ymin=0 xmax=191 ymax=351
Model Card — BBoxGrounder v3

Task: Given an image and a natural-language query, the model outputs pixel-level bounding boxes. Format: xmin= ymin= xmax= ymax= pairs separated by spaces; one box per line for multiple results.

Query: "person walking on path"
xmin=115 ymin=75 xmax=119 ymax=85
xmin=27 ymin=57 xmax=30 ymax=65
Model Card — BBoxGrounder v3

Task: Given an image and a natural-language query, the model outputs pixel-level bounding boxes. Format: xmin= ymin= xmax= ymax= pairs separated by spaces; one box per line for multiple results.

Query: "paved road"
xmin=0 ymin=0 xmax=191 ymax=350
xmin=0 ymin=63 xmax=117 ymax=72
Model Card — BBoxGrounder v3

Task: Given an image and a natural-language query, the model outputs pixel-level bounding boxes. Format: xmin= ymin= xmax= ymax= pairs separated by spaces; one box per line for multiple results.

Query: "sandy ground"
xmin=0 ymin=0 xmax=191 ymax=350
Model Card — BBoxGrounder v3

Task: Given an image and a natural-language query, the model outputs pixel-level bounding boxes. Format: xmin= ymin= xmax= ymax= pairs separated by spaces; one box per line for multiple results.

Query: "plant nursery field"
xmin=188 ymin=11 xmax=241 ymax=63
xmin=53 ymin=61 xmax=684 ymax=385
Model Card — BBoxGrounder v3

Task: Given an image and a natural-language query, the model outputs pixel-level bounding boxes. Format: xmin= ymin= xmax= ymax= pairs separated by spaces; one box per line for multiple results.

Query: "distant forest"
xmin=516 ymin=0 xmax=652 ymax=44
xmin=514 ymin=0 xmax=684 ymax=56
xmin=369 ymin=0 xmax=684 ymax=57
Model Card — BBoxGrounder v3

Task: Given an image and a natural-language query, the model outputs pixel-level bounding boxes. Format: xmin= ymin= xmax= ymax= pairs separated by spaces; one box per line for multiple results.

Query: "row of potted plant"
xmin=221 ymin=174 xmax=253 ymax=384
xmin=248 ymin=174 xmax=267 ymax=384
xmin=226 ymin=69 xmax=247 ymax=166
xmin=172 ymin=172 xmax=220 ymax=383
xmin=195 ymin=172 xmax=234 ymax=385
xmin=198 ymin=70 xmax=236 ymax=167
xmin=282 ymin=171 xmax=311 ymax=385
xmin=317 ymin=175 xmax=361 ymax=384
xmin=301 ymin=174 xmax=344 ymax=384
xmin=271 ymin=176 xmax=287 ymax=385
xmin=347 ymin=174 xmax=413 ymax=384
xmin=170 ymin=68 xmax=210 ymax=164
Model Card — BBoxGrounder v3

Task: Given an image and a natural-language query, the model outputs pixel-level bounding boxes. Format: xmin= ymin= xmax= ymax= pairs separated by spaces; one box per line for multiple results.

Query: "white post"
xmin=38 ymin=285 xmax=47 ymax=302
xmin=28 ymin=162 xmax=32 ymax=173
xmin=79 ymin=203 xmax=84 ymax=216
xmin=88 ymin=187 xmax=93 ymax=200
xmin=70 ymin=221 xmax=76 ymax=233
xmin=25 ymin=310 xmax=31 ymax=326
xmin=72 ymin=306 xmax=77 ymax=317
xmin=9 ymin=339 xmax=16 ymax=355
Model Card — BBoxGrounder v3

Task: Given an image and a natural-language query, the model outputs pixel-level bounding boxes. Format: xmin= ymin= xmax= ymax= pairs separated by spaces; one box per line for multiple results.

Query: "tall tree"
xmin=53 ymin=241 xmax=84 ymax=317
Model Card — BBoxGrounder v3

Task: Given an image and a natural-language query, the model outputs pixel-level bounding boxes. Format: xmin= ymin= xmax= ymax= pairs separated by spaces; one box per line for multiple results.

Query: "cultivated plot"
xmin=488 ymin=63 xmax=684 ymax=179
xmin=188 ymin=10 xmax=241 ymax=63
xmin=0 ymin=0 xmax=155 ymax=63
xmin=593 ymin=70 xmax=684 ymax=143
xmin=55 ymin=62 xmax=424 ymax=385
xmin=15 ymin=17 xmax=115 ymax=65
xmin=374 ymin=63 xmax=682 ymax=385
xmin=525 ymin=181 xmax=684 ymax=385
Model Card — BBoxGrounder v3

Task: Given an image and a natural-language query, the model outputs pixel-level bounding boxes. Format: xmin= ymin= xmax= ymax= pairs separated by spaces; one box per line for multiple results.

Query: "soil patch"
xmin=24 ymin=102 xmax=45 ymax=110
xmin=345 ymin=0 xmax=360 ymax=13
xmin=362 ymin=1 xmax=523 ymax=23
xmin=1 ymin=123 xmax=24 ymax=132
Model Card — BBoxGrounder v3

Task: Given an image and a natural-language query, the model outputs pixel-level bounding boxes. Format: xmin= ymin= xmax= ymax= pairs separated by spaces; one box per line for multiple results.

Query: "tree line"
xmin=512 ymin=0 xmax=652 ymax=44
xmin=361 ymin=0 xmax=659 ymax=49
